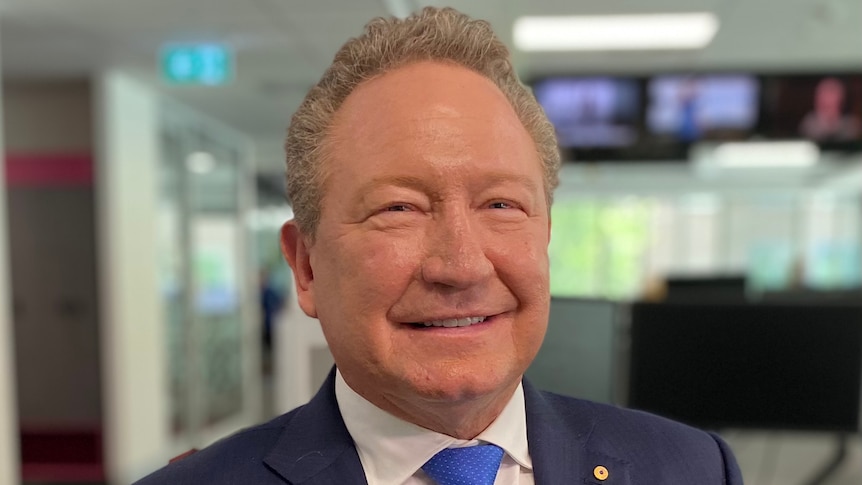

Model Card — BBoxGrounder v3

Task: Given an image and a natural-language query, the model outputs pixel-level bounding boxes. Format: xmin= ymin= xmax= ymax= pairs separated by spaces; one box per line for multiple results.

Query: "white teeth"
xmin=421 ymin=316 xmax=486 ymax=327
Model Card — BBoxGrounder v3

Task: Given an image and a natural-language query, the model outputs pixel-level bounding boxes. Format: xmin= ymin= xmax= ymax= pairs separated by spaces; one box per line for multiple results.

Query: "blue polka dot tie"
xmin=421 ymin=444 xmax=505 ymax=485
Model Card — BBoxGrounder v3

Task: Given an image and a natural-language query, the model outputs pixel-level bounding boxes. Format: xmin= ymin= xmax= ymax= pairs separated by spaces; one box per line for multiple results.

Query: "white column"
xmin=0 ymin=19 xmax=21 ymax=484
xmin=95 ymin=71 xmax=169 ymax=484
xmin=0 ymin=102 xmax=21 ymax=485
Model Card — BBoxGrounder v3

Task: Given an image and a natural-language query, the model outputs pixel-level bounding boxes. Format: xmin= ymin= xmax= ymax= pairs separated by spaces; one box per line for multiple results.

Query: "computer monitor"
xmin=755 ymin=288 xmax=862 ymax=306
xmin=628 ymin=302 xmax=862 ymax=431
xmin=526 ymin=298 xmax=620 ymax=404
xmin=664 ymin=275 xmax=748 ymax=303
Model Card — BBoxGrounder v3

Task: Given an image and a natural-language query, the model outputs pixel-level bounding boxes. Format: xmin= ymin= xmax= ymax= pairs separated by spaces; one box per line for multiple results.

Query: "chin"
xmin=403 ymin=362 xmax=518 ymax=404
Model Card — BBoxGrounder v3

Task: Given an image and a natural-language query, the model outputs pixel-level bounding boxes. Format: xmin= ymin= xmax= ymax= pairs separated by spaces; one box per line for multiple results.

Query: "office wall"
xmin=96 ymin=71 xmax=169 ymax=484
xmin=2 ymin=80 xmax=102 ymax=425
xmin=0 ymin=28 xmax=22 ymax=485
xmin=2 ymin=80 xmax=93 ymax=153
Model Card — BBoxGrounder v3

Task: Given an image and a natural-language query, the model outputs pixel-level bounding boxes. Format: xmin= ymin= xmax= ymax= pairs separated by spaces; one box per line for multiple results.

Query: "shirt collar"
xmin=335 ymin=370 xmax=532 ymax=485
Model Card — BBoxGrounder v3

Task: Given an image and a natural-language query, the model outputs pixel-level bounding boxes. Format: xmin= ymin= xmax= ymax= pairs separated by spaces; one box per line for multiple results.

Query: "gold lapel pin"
xmin=593 ymin=465 xmax=609 ymax=481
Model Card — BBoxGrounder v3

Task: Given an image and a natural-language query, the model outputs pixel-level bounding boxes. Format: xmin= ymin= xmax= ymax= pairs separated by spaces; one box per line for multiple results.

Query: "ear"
xmin=280 ymin=220 xmax=318 ymax=318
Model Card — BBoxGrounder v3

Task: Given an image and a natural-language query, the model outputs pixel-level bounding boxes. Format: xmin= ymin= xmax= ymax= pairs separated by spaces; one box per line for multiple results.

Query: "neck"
xmin=370 ymin=383 xmax=520 ymax=440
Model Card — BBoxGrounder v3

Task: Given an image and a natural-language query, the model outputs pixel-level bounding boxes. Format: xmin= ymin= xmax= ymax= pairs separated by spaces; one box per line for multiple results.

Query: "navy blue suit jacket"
xmin=137 ymin=369 xmax=742 ymax=484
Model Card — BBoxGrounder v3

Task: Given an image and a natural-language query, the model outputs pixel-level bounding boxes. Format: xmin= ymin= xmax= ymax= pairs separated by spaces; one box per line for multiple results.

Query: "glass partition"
xmin=158 ymin=105 xmax=257 ymax=444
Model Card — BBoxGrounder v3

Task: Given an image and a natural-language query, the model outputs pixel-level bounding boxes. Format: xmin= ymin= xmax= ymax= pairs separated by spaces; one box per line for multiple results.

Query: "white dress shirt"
xmin=335 ymin=371 xmax=534 ymax=485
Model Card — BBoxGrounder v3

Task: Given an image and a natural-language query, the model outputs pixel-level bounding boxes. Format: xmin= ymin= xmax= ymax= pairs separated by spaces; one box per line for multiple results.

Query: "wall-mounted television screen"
xmin=647 ymin=75 xmax=759 ymax=142
xmin=529 ymin=71 xmax=862 ymax=161
xmin=764 ymin=75 xmax=862 ymax=144
xmin=532 ymin=77 xmax=640 ymax=148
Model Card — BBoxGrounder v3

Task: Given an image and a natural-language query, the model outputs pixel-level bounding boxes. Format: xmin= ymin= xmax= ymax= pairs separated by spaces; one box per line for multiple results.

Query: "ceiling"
xmin=1 ymin=0 xmax=861 ymax=177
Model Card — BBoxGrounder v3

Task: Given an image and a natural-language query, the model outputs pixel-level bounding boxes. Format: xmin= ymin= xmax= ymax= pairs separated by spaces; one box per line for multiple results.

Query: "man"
xmin=137 ymin=7 xmax=742 ymax=485
xmin=799 ymin=77 xmax=862 ymax=142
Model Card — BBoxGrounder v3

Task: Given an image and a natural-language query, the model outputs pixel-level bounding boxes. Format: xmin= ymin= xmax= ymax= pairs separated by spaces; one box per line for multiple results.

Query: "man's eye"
xmin=383 ymin=204 xmax=411 ymax=212
xmin=489 ymin=201 xmax=513 ymax=209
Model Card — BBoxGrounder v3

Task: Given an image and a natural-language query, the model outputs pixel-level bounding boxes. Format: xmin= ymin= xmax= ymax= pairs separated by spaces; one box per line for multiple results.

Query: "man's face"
xmin=816 ymin=78 xmax=844 ymax=114
xmin=285 ymin=61 xmax=550 ymax=412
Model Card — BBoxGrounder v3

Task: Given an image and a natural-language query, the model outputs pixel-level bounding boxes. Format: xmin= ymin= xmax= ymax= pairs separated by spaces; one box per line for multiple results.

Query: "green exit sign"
xmin=161 ymin=44 xmax=232 ymax=86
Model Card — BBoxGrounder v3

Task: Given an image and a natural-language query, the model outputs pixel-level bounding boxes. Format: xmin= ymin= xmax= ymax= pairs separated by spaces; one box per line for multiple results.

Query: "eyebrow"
xmin=476 ymin=172 xmax=541 ymax=194
xmin=355 ymin=175 xmax=435 ymax=197
xmin=356 ymin=171 xmax=540 ymax=195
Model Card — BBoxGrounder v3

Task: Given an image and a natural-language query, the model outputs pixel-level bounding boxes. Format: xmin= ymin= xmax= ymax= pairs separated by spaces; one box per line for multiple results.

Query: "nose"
xmin=420 ymin=210 xmax=493 ymax=289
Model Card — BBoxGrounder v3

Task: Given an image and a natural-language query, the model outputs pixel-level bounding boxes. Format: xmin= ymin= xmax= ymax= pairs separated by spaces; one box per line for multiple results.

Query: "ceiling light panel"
xmin=514 ymin=12 xmax=719 ymax=51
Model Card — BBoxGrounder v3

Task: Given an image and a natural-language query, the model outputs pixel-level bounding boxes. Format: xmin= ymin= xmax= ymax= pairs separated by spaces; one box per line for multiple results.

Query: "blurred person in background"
xmin=260 ymin=268 xmax=284 ymax=375
xmin=800 ymin=77 xmax=862 ymax=141
xmin=136 ymin=7 xmax=741 ymax=485
xmin=677 ymin=77 xmax=702 ymax=142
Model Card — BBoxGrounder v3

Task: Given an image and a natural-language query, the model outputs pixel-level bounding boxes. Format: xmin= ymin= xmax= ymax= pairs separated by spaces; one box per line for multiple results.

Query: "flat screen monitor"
xmin=755 ymin=288 xmax=862 ymax=306
xmin=664 ymin=275 xmax=748 ymax=303
xmin=647 ymin=75 xmax=759 ymax=142
xmin=526 ymin=298 xmax=619 ymax=404
xmin=764 ymin=74 xmax=862 ymax=144
xmin=532 ymin=77 xmax=640 ymax=148
xmin=628 ymin=303 xmax=862 ymax=431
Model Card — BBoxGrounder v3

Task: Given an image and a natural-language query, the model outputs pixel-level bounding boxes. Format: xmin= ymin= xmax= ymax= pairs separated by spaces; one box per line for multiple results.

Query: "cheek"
xmin=489 ymin=228 xmax=550 ymax=288
xmin=359 ymin=237 xmax=421 ymax=288
xmin=321 ymin=234 xmax=422 ymax=313
xmin=487 ymin=228 xmax=550 ymax=346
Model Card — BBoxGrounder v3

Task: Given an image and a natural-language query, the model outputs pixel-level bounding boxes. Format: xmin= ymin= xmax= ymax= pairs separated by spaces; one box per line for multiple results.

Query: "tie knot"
xmin=421 ymin=444 xmax=505 ymax=485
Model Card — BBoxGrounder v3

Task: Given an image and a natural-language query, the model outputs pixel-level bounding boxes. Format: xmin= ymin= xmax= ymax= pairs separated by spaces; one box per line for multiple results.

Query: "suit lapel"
xmin=523 ymin=379 xmax=632 ymax=485
xmin=263 ymin=369 xmax=368 ymax=485
xmin=262 ymin=372 xmax=632 ymax=484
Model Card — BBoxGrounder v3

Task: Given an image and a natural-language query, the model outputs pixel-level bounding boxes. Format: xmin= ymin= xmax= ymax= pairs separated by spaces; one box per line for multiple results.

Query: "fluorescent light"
xmin=712 ymin=141 xmax=820 ymax=168
xmin=186 ymin=151 xmax=216 ymax=174
xmin=513 ymin=13 xmax=719 ymax=51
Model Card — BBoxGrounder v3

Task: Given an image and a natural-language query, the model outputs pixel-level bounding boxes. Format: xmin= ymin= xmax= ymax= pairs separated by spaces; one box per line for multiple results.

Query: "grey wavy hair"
xmin=285 ymin=6 xmax=560 ymax=236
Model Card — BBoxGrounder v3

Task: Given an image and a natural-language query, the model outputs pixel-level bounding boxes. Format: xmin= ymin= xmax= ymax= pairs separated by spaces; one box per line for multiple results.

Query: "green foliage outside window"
xmin=549 ymin=199 xmax=652 ymax=299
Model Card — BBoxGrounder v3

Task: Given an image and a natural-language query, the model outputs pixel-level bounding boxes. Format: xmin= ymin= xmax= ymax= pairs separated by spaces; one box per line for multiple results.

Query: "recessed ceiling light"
xmin=513 ymin=12 xmax=719 ymax=52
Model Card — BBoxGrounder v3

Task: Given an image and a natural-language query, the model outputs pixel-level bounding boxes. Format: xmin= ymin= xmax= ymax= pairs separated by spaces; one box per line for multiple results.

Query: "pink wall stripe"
xmin=5 ymin=154 xmax=93 ymax=187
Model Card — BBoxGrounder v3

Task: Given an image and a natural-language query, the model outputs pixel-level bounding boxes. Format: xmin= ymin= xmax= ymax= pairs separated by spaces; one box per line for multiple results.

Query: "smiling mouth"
xmin=411 ymin=316 xmax=490 ymax=328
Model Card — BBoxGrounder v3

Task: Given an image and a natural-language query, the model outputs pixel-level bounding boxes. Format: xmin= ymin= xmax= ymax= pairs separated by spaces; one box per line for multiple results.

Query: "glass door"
xmin=159 ymin=107 xmax=259 ymax=447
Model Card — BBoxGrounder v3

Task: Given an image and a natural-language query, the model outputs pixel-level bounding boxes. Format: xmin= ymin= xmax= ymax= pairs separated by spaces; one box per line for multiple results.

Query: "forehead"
xmin=323 ymin=61 xmax=539 ymax=179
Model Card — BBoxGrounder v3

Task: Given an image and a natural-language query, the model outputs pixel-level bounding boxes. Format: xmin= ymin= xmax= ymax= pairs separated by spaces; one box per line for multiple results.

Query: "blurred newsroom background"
xmin=0 ymin=1 xmax=860 ymax=484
